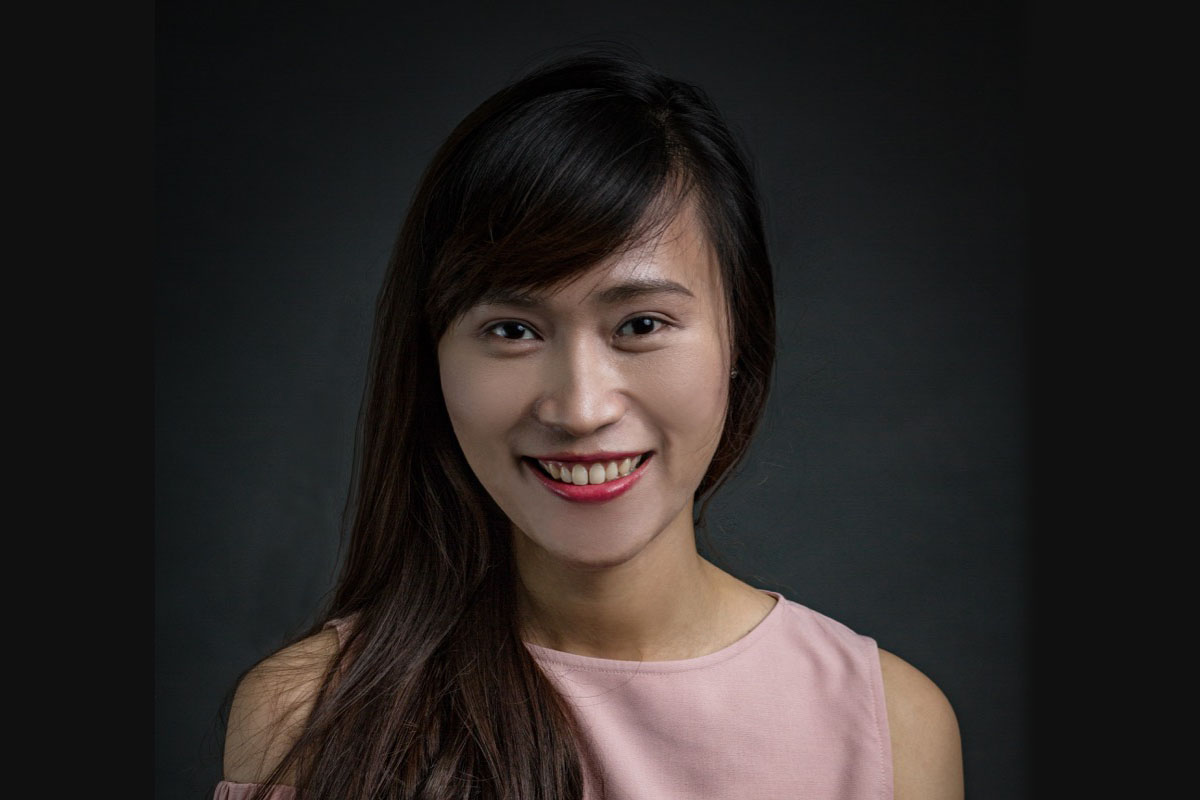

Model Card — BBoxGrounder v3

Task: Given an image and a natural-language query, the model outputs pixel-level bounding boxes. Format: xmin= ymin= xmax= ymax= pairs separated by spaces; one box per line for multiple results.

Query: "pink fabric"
xmin=214 ymin=591 xmax=893 ymax=800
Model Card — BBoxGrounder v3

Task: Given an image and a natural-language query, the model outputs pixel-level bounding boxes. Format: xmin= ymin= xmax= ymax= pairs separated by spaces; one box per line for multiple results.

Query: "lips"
xmin=524 ymin=452 xmax=653 ymax=503
xmin=523 ymin=452 xmax=652 ymax=480
xmin=528 ymin=450 xmax=649 ymax=463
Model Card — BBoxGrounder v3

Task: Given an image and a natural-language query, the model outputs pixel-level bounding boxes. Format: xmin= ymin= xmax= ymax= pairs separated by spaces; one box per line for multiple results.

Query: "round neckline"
xmin=522 ymin=590 xmax=785 ymax=673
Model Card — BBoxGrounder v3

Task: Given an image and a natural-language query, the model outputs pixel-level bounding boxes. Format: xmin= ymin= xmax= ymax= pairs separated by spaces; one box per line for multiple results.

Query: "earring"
xmin=730 ymin=368 xmax=739 ymax=379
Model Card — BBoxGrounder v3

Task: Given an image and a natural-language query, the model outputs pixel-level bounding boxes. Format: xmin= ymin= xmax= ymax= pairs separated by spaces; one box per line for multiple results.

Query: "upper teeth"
xmin=536 ymin=454 xmax=646 ymax=485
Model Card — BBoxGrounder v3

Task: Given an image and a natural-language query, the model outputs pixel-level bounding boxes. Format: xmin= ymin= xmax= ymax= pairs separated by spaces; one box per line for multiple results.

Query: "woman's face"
xmin=437 ymin=200 xmax=732 ymax=569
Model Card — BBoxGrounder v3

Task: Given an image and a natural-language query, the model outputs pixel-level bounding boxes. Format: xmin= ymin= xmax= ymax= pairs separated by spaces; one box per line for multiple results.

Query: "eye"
xmin=616 ymin=316 xmax=669 ymax=338
xmin=484 ymin=321 xmax=538 ymax=341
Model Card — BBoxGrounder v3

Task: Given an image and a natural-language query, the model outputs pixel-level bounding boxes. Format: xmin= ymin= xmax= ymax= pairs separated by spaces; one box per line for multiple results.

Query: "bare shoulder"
xmin=223 ymin=627 xmax=341 ymax=784
xmin=877 ymin=648 xmax=964 ymax=800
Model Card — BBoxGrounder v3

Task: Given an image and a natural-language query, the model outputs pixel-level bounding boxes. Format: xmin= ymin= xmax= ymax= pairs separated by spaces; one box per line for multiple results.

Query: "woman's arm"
xmin=223 ymin=628 xmax=341 ymax=784
xmin=879 ymin=648 xmax=964 ymax=800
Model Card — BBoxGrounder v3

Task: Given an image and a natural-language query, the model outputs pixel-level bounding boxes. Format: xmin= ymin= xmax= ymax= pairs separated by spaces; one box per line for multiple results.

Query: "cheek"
xmin=439 ymin=353 xmax=521 ymax=455
xmin=642 ymin=345 xmax=729 ymax=460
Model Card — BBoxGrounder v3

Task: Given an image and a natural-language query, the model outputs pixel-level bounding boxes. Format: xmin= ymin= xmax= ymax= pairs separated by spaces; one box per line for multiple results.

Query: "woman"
xmin=215 ymin=49 xmax=963 ymax=800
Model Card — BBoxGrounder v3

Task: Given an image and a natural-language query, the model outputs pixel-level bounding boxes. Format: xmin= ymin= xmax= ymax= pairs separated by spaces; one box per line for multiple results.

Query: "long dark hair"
xmin=233 ymin=46 xmax=776 ymax=799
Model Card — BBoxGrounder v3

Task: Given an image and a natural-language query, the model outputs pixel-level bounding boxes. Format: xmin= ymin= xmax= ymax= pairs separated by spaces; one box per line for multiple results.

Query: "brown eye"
xmin=617 ymin=316 xmax=667 ymax=337
xmin=487 ymin=321 xmax=537 ymax=341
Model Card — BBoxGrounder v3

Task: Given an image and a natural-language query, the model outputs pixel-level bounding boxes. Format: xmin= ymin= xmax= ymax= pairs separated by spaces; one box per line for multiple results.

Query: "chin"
xmin=517 ymin=527 xmax=656 ymax=572
xmin=553 ymin=547 xmax=645 ymax=572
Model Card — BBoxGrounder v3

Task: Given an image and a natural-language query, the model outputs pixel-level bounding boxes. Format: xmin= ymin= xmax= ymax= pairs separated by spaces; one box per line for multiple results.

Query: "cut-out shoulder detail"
xmin=222 ymin=628 xmax=340 ymax=784
xmin=322 ymin=613 xmax=357 ymax=649
xmin=878 ymin=648 xmax=964 ymax=800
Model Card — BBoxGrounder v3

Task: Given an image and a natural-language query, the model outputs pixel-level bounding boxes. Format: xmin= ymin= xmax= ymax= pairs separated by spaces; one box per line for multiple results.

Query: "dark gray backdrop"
xmin=156 ymin=1 xmax=1028 ymax=797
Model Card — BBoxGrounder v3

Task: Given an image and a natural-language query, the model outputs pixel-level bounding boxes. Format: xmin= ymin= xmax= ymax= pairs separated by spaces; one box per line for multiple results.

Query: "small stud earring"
xmin=730 ymin=368 xmax=739 ymax=379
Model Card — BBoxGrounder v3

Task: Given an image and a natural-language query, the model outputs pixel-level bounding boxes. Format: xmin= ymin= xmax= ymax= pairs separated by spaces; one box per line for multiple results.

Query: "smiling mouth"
xmin=523 ymin=452 xmax=653 ymax=484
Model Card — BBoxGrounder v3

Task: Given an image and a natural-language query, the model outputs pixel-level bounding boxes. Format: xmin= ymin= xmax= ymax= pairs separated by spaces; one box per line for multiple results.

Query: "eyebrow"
xmin=478 ymin=277 xmax=695 ymax=309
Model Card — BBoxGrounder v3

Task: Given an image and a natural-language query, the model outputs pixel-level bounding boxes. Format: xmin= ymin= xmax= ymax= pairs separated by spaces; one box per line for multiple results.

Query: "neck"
xmin=513 ymin=505 xmax=732 ymax=661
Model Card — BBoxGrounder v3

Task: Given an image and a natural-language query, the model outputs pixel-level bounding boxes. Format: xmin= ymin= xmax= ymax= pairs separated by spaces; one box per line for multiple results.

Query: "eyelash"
xmin=482 ymin=316 xmax=671 ymax=343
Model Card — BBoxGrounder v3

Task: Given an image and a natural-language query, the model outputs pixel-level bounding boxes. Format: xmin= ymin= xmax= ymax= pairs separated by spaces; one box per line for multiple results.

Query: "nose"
xmin=532 ymin=338 xmax=627 ymax=438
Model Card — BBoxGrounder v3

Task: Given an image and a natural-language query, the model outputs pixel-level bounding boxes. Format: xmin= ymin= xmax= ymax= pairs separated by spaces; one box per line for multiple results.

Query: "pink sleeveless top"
xmin=214 ymin=591 xmax=893 ymax=799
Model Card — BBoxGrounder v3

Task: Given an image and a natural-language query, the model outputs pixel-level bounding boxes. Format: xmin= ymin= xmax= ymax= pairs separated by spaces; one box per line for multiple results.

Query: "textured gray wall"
xmin=156 ymin=1 xmax=1027 ymax=797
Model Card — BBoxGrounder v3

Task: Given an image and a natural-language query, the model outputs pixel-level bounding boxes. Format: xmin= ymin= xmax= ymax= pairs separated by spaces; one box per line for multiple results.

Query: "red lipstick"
xmin=530 ymin=450 xmax=647 ymax=462
xmin=525 ymin=453 xmax=652 ymax=504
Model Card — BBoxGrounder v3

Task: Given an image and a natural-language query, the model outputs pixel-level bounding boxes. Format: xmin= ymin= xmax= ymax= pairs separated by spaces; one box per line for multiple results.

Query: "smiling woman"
xmin=437 ymin=201 xmax=731 ymax=574
xmin=215 ymin=47 xmax=962 ymax=800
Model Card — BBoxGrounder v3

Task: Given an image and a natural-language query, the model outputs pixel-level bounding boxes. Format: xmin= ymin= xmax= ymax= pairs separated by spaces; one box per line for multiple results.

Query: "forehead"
xmin=477 ymin=200 xmax=722 ymax=311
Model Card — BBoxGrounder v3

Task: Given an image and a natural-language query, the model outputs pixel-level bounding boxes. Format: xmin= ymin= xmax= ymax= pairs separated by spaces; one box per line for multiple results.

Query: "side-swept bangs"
xmin=422 ymin=83 xmax=700 ymax=339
